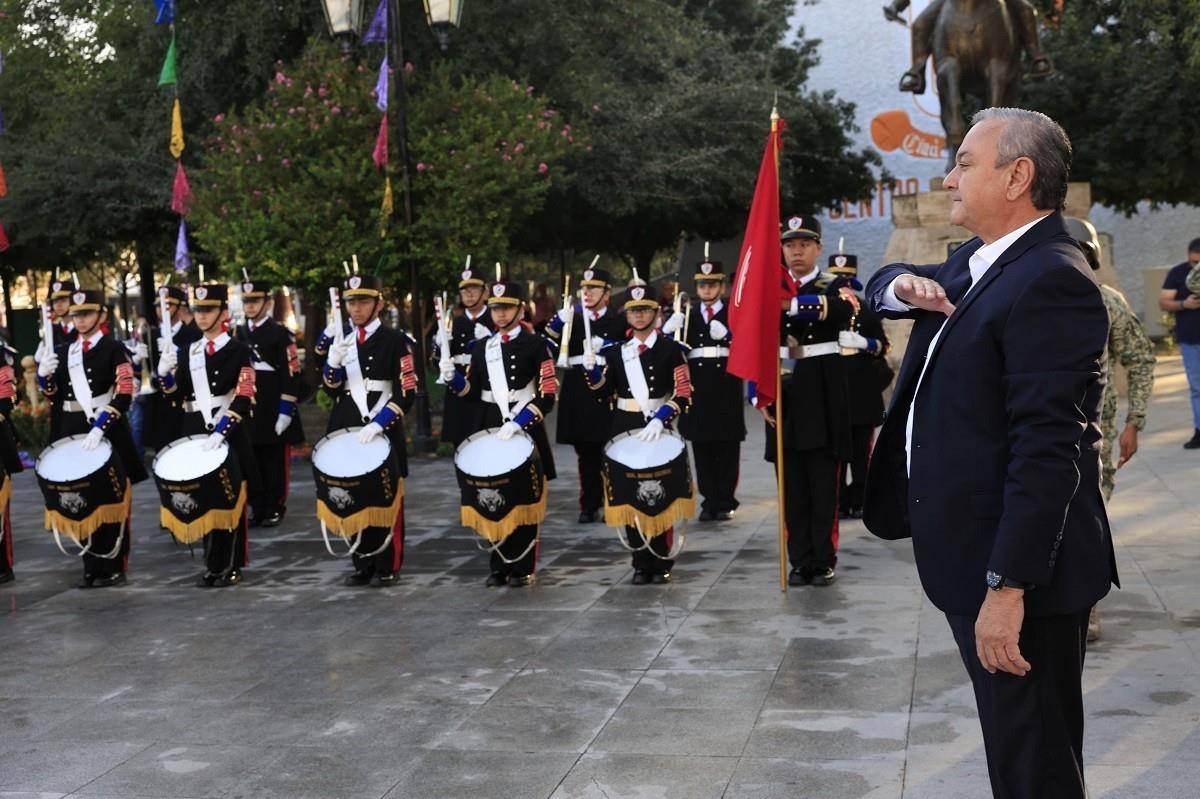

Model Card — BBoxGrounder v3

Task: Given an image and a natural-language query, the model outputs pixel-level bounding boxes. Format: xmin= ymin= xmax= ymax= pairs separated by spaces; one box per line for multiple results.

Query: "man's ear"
xmin=1007 ymin=156 xmax=1036 ymax=202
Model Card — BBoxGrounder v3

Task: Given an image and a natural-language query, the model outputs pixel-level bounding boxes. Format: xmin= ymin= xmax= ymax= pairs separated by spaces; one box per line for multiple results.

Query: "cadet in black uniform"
xmin=676 ymin=259 xmax=745 ymax=521
xmin=236 ymin=280 xmax=305 ymax=527
xmin=586 ymin=283 xmax=693 ymax=584
xmin=322 ymin=275 xmax=419 ymax=587
xmin=544 ymin=266 xmax=628 ymax=522
xmin=158 ymin=284 xmax=259 ymax=587
xmin=0 ymin=342 xmax=22 ymax=584
xmin=445 ymin=280 xmax=558 ymax=587
xmin=48 ymin=278 xmax=79 ymax=349
xmin=436 ymin=266 xmax=493 ymax=447
xmin=827 ymin=253 xmax=891 ymax=519
xmin=37 ymin=289 xmax=147 ymax=588
xmin=144 ymin=285 xmax=203 ymax=453
xmin=760 ymin=215 xmax=857 ymax=587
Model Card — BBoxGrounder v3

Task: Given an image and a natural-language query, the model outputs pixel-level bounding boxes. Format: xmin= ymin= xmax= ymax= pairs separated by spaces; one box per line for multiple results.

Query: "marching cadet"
xmin=144 ymin=286 xmax=202 ymax=453
xmin=827 ymin=252 xmax=892 ymax=520
xmin=437 ymin=265 xmax=493 ymax=447
xmin=444 ymin=279 xmax=558 ymax=587
xmin=157 ymin=283 xmax=258 ymax=587
xmin=236 ymin=279 xmax=305 ymax=527
xmin=585 ymin=282 xmax=693 ymax=584
xmin=676 ymin=259 xmax=744 ymax=521
xmin=760 ymin=215 xmax=857 ymax=587
xmin=48 ymin=277 xmax=79 ymax=349
xmin=322 ymin=275 xmax=419 ymax=587
xmin=37 ymin=289 xmax=147 ymax=588
xmin=0 ymin=341 xmax=22 ymax=584
xmin=544 ymin=266 xmax=627 ymax=523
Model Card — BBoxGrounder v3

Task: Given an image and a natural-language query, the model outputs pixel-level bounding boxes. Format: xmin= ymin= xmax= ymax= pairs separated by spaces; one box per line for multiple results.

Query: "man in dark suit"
xmin=864 ymin=108 xmax=1117 ymax=799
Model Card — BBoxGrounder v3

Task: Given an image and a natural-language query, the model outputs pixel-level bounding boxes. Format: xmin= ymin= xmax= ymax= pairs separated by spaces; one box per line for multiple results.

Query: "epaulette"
xmin=813 ymin=271 xmax=837 ymax=291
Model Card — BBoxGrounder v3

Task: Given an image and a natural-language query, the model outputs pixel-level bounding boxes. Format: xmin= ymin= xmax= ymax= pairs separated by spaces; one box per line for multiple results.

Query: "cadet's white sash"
xmin=622 ymin=340 xmax=653 ymax=419
xmin=343 ymin=333 xmax=392 ymax=421
xmin=67 ymin=341 xmax=97 ymax=421
xmin=188 ymin=340 xmax=217 ymax=428
xmin=485 ymin=335 xmax=515 ymax=420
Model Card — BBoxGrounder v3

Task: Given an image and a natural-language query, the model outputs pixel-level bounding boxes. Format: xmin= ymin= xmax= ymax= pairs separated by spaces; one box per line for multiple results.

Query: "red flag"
xmin=728 ymin=114 xmax=790 ymax=406
xmin=0 ymin=222 xmax=9 ymax=252
xmin=0 ymin=160 xmax=7 ymax=198
xmin=171 ymin=161 xmax=193 ymax=215
xmin=372 ymin=114 xmax=389 ymax=168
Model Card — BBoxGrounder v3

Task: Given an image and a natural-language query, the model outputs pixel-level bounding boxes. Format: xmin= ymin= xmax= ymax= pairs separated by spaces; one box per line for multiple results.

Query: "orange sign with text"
xmin=870 ymin=109 xmax=945 ymax=160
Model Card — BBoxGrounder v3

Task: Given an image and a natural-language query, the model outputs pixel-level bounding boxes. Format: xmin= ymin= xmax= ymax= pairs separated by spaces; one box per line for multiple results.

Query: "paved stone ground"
xmin=1 ymin=358 xmax=1198 ymax=799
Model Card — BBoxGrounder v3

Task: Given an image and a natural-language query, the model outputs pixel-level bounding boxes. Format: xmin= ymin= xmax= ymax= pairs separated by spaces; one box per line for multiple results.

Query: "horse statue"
xmin=884 ymin=0 xmax=1053 ymax=170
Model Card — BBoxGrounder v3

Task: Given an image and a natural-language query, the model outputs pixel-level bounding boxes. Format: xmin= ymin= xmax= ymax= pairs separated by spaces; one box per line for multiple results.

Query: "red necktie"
xmin=638 ymin=343 xmax=647 ymax=355
xmin=82 ymin=339 xmax=91 ymax=354
xmin=705 ymin=306 xmax=714 ymax=322
xmin=206 ymin=341 xmax=215 ymax=356
xmin=357 ymin=326 xmax=367 ymax=344
xmin=591 ymin=311 xmax=600 ymax=321
xmin=502 ymin=333 xmax=512 ymax=343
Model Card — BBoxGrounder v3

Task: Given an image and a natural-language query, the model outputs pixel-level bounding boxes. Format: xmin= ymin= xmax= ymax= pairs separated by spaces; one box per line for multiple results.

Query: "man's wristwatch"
xmin=986 ymin=570 xmax=1033 ymax=591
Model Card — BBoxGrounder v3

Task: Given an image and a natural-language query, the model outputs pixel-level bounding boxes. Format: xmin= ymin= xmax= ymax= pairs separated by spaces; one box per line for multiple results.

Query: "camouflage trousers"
xmin=1100 ymin=384 xmax=1118 ymax=503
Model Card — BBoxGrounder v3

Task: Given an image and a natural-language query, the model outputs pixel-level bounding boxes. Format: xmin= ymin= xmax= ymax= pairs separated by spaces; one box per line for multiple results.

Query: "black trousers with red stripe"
xmin=692 ymin=441 xmax=741 ymax=514
xmin=250 ymin=442 xmax=290 ymax=519
xmin=841 ymin=425 xmax=874 ymax=513
xmin=351 ymin=498 xmax=406 ymax=577
xmin=82 ymin=519 xmax=131 ymax=579
xmin=490 ymin=523 xmax=538 ymax=578
xmin=1 ymin=506 xmax=13 ymax=573
xmin=574 ymin=442 xmax=606 ymax=513
xmin=204 ymin=515 xmax=248 ymax=575
xmin=780 ymin=448 xmax=840 ymax=572
xmin=628 ymin=525 xmax=674 ymax=574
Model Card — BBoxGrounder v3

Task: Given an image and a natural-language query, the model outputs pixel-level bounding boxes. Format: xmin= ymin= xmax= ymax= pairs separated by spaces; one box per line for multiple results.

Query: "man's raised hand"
xmin=893 ymin=274 xmax=956 ymax=316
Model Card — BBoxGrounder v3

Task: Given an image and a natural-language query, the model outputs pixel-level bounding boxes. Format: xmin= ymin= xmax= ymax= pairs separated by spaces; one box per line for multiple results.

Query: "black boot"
xmin=1184 ymin=429 xmax=1200 ymax=450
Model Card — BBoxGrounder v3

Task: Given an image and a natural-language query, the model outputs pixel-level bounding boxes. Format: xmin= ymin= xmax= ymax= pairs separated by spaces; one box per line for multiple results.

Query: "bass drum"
xmin=454 ymin=429 xmax=545 ymax=543
xmin=311 ymin=427 xmax=402 ymax=538
xmin=603 ymin=429 xmax=694 ymax=537
xmin=36 ymin=435 xmax=131 ymax=542
xmin=153 ymin=434 xmax=246 ymax=544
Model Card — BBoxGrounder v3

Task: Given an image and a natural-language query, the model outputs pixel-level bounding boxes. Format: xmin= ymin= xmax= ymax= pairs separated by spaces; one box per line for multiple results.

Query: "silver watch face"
xmin=986 ymin=570 xmax=1002 ymax=590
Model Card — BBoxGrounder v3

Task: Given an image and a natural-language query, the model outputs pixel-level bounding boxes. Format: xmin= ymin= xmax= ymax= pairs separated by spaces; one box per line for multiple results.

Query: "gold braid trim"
xmin=0 ymin=474 xmax=11 ymax=514
xmin=160 ymin=483 xmax=247 ymax=544
xmin=44 ymin=484 xmax=132 ymax=541
xmin=316 ymin=481 xmax=405 ymax=538
xmin=460 ymin=479 xmax=548 ymax=543
xmin=603 ymin=495 xmax=695 ymax=538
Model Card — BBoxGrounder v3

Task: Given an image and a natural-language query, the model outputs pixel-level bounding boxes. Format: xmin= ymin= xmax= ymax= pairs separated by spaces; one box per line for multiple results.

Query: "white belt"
xmin=63 ymin=391 xmax=114 ymax=414
xmin=566 ymin=355 xmax=596 ymax=366
xmin=482 ymin=386 xmax=535 ymax=405
xmin=780 ymin=342 xmax=839 ymax=360
xmin=687 ymin=347 xmax=730 ymax=360
xmin=252 ymin=361 xmax=275 ymax=372
xmin=451 ymin=354 xmax=472 ymax=365
xmin=616 ymin=396 xmax=665 ymax=414
xmin=185 ymin=390 xmax=235 ymax=414
xmin=365 ymin=379 xmax=393 ymax=393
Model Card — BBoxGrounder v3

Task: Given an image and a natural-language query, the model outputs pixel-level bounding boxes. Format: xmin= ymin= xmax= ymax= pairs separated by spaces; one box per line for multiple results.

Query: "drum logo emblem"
xmin=171 ymin=492 xmax=199 ymax=515
xmin=477 ymin=488 xmax=506 ymax=513
xmin=636 ymin=479 xmax=665 ymax=508
xmin=59 ymin=492 xmax=88 ymax=514
xmin=327 ymin=487 xmax=355 ymax=511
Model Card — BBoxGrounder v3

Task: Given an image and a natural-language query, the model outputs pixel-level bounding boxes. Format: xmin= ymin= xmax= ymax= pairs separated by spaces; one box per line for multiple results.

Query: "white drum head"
xmin=36 ymin=436 xmax=113 ymax=481
xmin=455 ymin=429 xmax=533 ymax=477
xmin=313 ymin=429 xmax=391 ymax=478
xmin=606 ymin=431 xmax=684 ymax=470
xmin=154 ymin=436 xmax=228 ymax=482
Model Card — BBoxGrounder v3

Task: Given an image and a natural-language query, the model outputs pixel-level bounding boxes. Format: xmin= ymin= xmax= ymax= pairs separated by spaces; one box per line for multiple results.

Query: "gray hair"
xmin=970 ymin=108 xmax=1072 ymax=211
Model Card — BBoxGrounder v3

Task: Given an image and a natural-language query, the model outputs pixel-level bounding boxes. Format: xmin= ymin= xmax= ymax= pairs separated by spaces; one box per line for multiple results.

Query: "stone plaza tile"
xmin=529 ymin=633 xmax=670 ymax=670
xmin=744 ymin=710 xmax=910 ymax=760
xmin=550 ymin=752 xmax=738 ymax=799
xmin=651 ymin=634 xmax=791 ymax=671
xmin=724 ymin=754 xmax=904 ymax=799
xmin=625 ymin=669 xmax=776 ymax=709
xmin=591 ymin=706 xmax=759 ymax=757
xmin=381 ymin=749 xmax=579 ymax=799
xmin=433 ymin=702 xmax=616 ymax=753
xmin=1087 ymin=761 xmax=1200 ymax=798
xmin=370 ymin=666 xmax=520 ymax=706
xmin=485 ymin=668 xmax=642 ymax=708
xmin=68 ymin=744 xmax=279 ymax=798
xmin=223 ymin=745 xmax=424 ymax=799
xmin=0 ymin=741 xmax=150 ymax=794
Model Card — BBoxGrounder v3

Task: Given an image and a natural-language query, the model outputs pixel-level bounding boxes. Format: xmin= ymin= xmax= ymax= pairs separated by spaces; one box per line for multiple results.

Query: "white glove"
xmin=156 ymin=347 xmax=177 ymax=377
xmin=662 ymin=311 xmax=685 ymax=335
xmin=838 ymin=330 xmax=869 ymax=350
xmin=128 ymin=341 xmax=148 ymax=364
xmin=37 ymin=353 xmax=59 ymax=378
xmin=34 ymin=340 xmax=47 ymax=364
xmin=358 ymin=422 xmax=383 ymax=443
xmin=201 ymin=432 xmax=225 ymax=451
xmin=274 ymin=413 xmax=293 ymax=436
xmin=589 ymin=336 xmax=605 ymax=353
xmin=584 ymin=351 xmax=597 ymax=371
xmin=327 ymin=336 xmax=350 ymax=369
xmin=708 ymin=319 xmax=728 ymax=340
xmin=81 ymin=426 xmax=106 ymax=451
xmin=474 ymin=323 xmax=491 ymax=340
xmin=556 ymin=307 xmax=573 ymax=324
xmin=323 ymin=321 xmax=339 ymax=338
xmin=636 ymin=418 xmax=664 ymax=442
xmin=496 ymin=421 xmax=522 ymax=441
xmin=439 ymin=359 xmax=456 ymax=383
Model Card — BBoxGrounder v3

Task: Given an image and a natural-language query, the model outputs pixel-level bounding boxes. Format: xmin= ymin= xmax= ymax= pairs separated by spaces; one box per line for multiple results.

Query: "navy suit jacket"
xmin=863 ymin=213 xmax=1118 ymax=617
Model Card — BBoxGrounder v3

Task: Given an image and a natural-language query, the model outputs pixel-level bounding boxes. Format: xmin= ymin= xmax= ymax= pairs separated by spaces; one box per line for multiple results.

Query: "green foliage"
xmin=10 ymin=401 xmax=51 ymax=456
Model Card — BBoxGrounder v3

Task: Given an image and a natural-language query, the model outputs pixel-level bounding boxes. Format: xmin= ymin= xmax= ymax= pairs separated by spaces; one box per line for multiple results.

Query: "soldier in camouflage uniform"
xmin=1067 ymin=218 xmax=1155 ymax=641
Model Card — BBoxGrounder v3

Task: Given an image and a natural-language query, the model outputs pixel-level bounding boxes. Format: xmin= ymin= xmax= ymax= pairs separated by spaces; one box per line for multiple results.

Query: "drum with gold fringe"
xmin=455 ymin=429 xmax=546 ymax=543
xmin=153 ymin=435 xmax=246 ymax=543
xmin=311 ymin=428 xmax=403 ymax=537
xmin=36 ymin=435 xmax=131 ymax=541
xmin=602 ymin=429 xmax=694 ymax=537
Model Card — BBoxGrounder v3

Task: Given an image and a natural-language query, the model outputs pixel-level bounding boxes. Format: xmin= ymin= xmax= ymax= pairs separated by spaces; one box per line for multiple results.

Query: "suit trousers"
xmin=251 ymin=442 xmax=290 ymax=518
xmin=627 ymin=525 xmax=674 ymax=574
xmin=842 ymin=425 xmax=874 ymax=512
xmin=692 ymin=441 xmax=741 ymax=514
xmin=351 ymin=498 xmax=406 ymax=576
xmin=575 ymin=443 xmax=606 ymax=513
xmin=780 ymin=448 xmax=840 ymax=572
xmin=490 ymin=523 xmax=538 ymax=577
xmin=946 ymin=610 xmax=1090 ymax=799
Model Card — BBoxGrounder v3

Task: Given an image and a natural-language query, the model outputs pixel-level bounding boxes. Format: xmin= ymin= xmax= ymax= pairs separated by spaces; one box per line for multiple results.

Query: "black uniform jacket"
xmin=457 ymin=325 xmax=558 ymax=479
xmin=844 ymin=304 xmax=891 ymax=428
xmin=0 ymin=343 xmax=24 ymax=476
xmin=44 ymin=333 xmax=148 ymax=483
xmin=546 ymin=305 xmax=628 ymax=445
xmin=322 ymin=322 xmax=418 ymax=479
xmin=438 ymin=306 xmax=493 ymax=445
xmin=678 ymin=301 xmax=744 ymax=443
xmin=145 ymin=319 xmax=203 ymax=452
xmin=236 ymin=317 xmax=305 ymax=446
xmin=863 ymin=213 xmax=1118 ymax=617
xmin=591 ymin=332 xmax=692 ymax=438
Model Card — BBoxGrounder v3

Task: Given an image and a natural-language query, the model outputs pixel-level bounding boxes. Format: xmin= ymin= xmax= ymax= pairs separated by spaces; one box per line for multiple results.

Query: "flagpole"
xmin=770 ymin=104 xmax=788 ymax=594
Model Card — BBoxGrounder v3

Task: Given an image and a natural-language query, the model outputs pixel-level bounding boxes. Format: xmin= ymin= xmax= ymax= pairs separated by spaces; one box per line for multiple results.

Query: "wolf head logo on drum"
xmin=636 ymin=479 xmax=666 ymax=508
xmin=59 ymin=492 xmax=88 ymax=514
xmin=170 ymin=492 xmax=199 ymax=515
xmin=476 ymin=487 xmax=507 ymax=513
xmin=327 ymin=486 xmax=355 ymax=511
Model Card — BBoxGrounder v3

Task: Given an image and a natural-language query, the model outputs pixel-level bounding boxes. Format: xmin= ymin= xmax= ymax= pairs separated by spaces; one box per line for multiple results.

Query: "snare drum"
xmin=454 ymin=429 xmax=546 ymax=542
xmin=153 ymin=435 xmax=246 ymax=544
xmin=36 ymin=435 xmax=131 ymax=541
xmin=603 ymin=429 xmax=694 ymax=537
xmin=312 ymin=428 xmax=402 ymax=537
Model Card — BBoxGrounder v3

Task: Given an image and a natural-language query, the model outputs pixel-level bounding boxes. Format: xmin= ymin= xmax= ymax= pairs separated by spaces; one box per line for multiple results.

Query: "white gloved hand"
xmin=636 ymin=418 xmax=664 ymax=442
xmin=495 ymin=421 xmax=522 ymax=441
xmin=156 ymin=336 xmax=173 ymax=353
xmin=323 ymin=320 xmax=339 ymax=338
xmin=274 ymin=413 xmax=293 ymax=436
xmin=838 ymin=330 xmax=869 ymax=350
xmin=201 ymin=432 xmax=225 ymax=451
xmin=439 ymin=359 xmax=456 ymax=383
xmin=708 ymin=319 xmax=729 ymax=340
xmin=662 ymin=311 xmax=685 ymax=335
xmin=358 ymin=422 xmax=383 ymax=443
xmin=327 ymin=337 xmax=350 ymax=369
xmin=133 ymin=341 xmax=150 ymax=363
xmin=557 ymin=307 xmax=573 ymax=324
xmin=34 ymin=340 xmax=47 ymax=364
xmin=81 ymin=426 xmax=106 ymax=451
xmin=37 ymin=353 xmax=59 ymax=378
xmin=584 ymin=351 xmax=597 ymax=371
xmin=589 ymin=336 xmax=605 ymax=353
xmin=156 ymin=348 xmax=177 ymax=377
xmin=474 ymin=323 xmax=491 ymax=340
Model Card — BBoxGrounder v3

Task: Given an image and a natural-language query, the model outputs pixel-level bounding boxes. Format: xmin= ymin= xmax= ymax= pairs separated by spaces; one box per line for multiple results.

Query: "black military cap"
xmin=827 ymin=253 xmax=858 ymax=276
xmin=51 ymin=279 xmax=78 ymax=300
xmin=191 ymin=283 xmax=228 ymax=308
xmin=781 ymin=214 xmax=822 ymax=242
xmin=694 ymin=260 xmax=726 ymax=282
xmin=157 ymin=285 xmax=188 ymax=306
xmin=580 ymin=267 xmax=613 ymax=289
xmin=240 ymin=280 xmax=272 ymax=300
xmin=458 ymin=266 xmax=487 ymax=289
xmin=487 ymin=280 xmax=526 ymax=306
xmin=621 ymin=283 xmax=658 ymax=311
xmin=343 ymin=275 xmax=382 ymax=299
xmin=68 ymin=289 xmax=105 ymax=314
